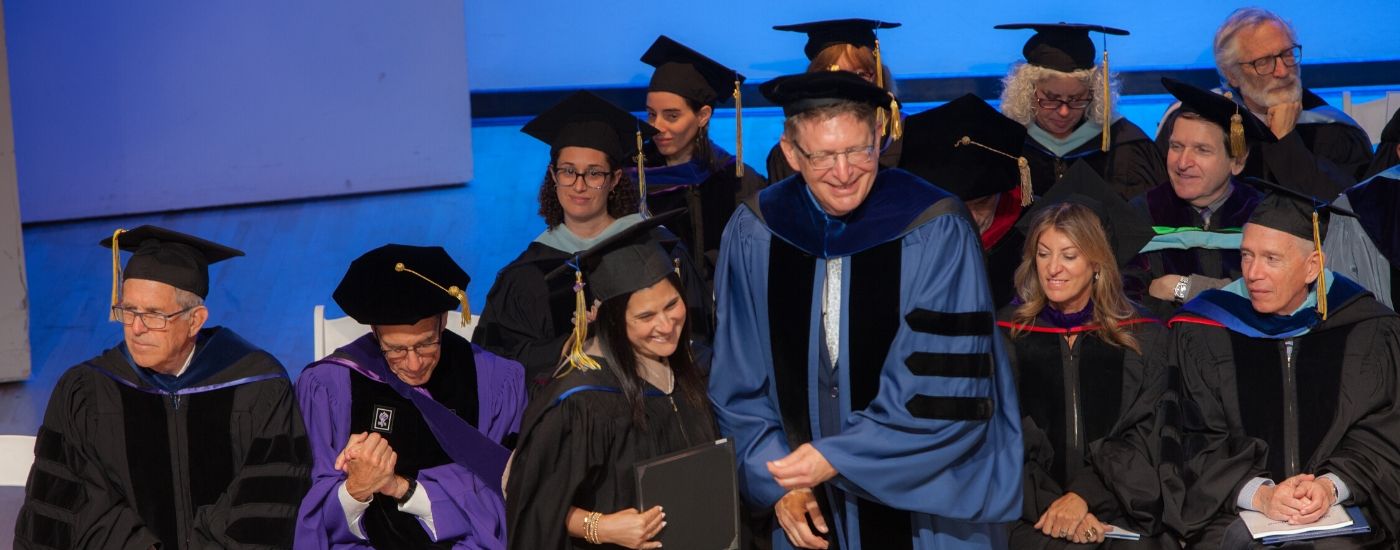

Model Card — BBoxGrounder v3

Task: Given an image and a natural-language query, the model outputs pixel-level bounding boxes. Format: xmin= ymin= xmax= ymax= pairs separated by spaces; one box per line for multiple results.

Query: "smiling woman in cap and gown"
xmin=505 ymin=211 xmax=717 ymax=550
xmin=472 ymin=92 xmax=711 ymax=395
xmin=15 ymin=226 xmax=311 ymax=549
xmin=295 ymin=244 xmax=524 ymax=549
xmin=634 ymin=35 xmax=765 ymax=289
xmin=997 ymin=23 xmax=1166 ymax=200
xmin=764 ymin=18 xmax=904 ymax=185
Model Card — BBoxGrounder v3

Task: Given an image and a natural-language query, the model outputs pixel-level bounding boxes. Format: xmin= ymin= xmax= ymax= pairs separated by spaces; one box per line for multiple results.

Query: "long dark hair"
xmin=536 ymin=151 xmax=641 ymax=228
xmin=593 ymin=272 xmax=709 ymax=429
xmin=645 ymin=94 xmax=720 ymax=172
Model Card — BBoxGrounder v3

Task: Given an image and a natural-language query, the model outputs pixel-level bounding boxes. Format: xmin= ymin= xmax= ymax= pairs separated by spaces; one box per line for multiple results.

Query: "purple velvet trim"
xmin=1038 ymin=300 xmax=1096 ymax=329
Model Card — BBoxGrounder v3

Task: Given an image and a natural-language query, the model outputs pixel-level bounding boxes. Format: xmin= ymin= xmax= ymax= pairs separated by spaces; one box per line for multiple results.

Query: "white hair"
xmin=1213 ymin=7 xmax=1299 ymax=85
xmin=174 ymin=288 xmax=205 ymax=310
xmin=998 ymin=62 xmax=1120 ymax=127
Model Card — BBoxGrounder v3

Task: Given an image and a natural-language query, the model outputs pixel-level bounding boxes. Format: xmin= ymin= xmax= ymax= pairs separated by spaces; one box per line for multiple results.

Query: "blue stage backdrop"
xmin=465 ymin=0 xmax=1400 ymax=90
xmin=7 ymin=0 xmax=474 ymax=223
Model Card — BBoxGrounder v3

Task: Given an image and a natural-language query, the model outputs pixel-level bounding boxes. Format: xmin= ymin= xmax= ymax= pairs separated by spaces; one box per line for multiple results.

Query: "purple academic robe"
xmin=294 ymin=332 xmax=523 ymax=549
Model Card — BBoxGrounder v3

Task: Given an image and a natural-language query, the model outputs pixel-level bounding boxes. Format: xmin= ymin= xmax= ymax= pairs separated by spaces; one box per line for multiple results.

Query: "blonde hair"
xmin=1011 ymin=202 xmax=1141 ymax=354
xmin=999 ymin=62 xmax=1119 ymax=127
xmin=807 ymin=43 xmax=897 ymax=94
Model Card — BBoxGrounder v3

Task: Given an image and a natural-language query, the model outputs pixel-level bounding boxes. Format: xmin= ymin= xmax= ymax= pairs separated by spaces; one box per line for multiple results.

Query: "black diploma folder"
xmin=634 ymin=438 xmax=740 ymax=549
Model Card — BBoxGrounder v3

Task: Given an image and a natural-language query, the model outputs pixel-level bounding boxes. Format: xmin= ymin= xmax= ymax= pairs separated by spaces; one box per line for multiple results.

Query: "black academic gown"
xmin=1126 ymin=181 xmax=1262 ymax=320
xmin=998 ymin=309 xmax=1178 ymax=549
xmin=1025 ymin=118 xmax=1166 ymax=200
xmin=1156 ymin=89 xmax=1374 ymax=200
xmin=635 ymin=142 xmax=765 ymax=286
xmin=15 ymin=327 xmax=310 ymax=550
xmin=505 ymin=360 xmax=717 ymax=550
xmin=473 ymin=226 xmax=713 ymax=396
xmin=1168 ymin=278 xmax=1400 ymax=548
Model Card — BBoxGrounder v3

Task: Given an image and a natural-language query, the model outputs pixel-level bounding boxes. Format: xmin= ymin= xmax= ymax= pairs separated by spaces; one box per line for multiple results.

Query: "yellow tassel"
xmin=1313 ymin=212 xmax=1327 ymax=321
xmin=635 ymin=129 xmax=649 ymax=217
xmin=394 ymin=262 xmax=470 ymax=325
xmin=1100 ymin=49 xmax=1111 ymax=152
xmin=877 ymin=107 xmax=889 ymax=140
xmin=827 ymin=64 xmax=841 ymax=72
xmin=1229 ymin=112 xmax=1247 ymax=159
xmin=889 ymin=97 xmax=902 ymax=141
xmin=563 ymin=270 xmax=601 ymax=373
xmin=874 ymin=39 xmax=884 ymax=90
xmin=109 ymin=228 xmax=126 ymax=320
xmin=733 ymin=79 xmax=744 ymax=178
xmin=1018 ymin=157 xmax=1033 ymax=206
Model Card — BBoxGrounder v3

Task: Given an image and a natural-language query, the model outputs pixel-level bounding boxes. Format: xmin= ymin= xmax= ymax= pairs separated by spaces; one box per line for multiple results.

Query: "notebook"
xmin=1241 ymin=504 xmax=1370 ymax=544
xmin=634 ymin=438 xmax=740 ymax=550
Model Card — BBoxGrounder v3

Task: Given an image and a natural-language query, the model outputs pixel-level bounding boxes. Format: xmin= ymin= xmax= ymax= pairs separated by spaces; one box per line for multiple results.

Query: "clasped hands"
xmin=338 ymin=432 xmax=410 ymax=503
xmin=1035 ymin=492 xmax=1112 ymax=544
xmin=769 ymin=443 xmax=837 ymax=549
xmin=1253 ymin=474 xmax=1336 ymax=525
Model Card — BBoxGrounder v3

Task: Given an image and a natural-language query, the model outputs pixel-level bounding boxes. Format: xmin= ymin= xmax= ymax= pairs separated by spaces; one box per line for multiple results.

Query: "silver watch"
xmin=1172 ymin=276 xmax=1190 ymax=302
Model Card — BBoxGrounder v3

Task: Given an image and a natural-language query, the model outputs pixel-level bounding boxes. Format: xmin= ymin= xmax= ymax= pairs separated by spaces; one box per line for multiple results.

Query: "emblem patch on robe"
xmin=373 ymin=406 xmax=395 ymax=433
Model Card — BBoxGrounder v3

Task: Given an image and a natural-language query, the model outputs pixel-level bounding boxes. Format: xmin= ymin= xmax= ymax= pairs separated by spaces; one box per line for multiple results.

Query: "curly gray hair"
xmin=998 ymin=62 xmax=1120 ymax=128
xmin=1213 ymin=7 xmax=1299 ymax=84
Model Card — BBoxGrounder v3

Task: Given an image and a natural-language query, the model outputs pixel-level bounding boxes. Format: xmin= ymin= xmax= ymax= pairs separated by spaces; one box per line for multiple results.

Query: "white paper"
xmin=1241 ymin=504 xmax=1353 ymax=539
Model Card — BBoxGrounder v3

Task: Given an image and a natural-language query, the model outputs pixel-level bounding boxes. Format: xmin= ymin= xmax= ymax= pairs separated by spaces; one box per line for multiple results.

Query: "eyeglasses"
xmin=111 ymin=306 xmax=194 ymax=330
xmin=791 ymin=142 xmax=877 ymax=171
xmin=1035 ymin=94 xmax=1092 ymax=111
xmin=379 ymin=339 xmax=442 ymax=361
xmin=550 ymin=165 xmax=612 ymax=190
xmin=1239 ymin=45 xmax=1302 ymax=76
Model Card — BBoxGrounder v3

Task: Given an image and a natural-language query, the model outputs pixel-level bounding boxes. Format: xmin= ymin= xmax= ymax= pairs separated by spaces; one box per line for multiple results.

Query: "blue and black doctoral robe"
xmin=1024 ymin=117 xmax=1166 ymax=200
xmin=15 ymin=327 xmax=311 ymax=550
xmin=710 ymin=169 xmax=1023 ymax=549
xmin=1167 ymin=274 xmax=1400 ymax=547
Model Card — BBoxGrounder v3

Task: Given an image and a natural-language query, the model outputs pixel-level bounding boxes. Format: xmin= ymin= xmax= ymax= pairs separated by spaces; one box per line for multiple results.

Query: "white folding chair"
xmin=313 ymin=305 xmax=478 ymax=361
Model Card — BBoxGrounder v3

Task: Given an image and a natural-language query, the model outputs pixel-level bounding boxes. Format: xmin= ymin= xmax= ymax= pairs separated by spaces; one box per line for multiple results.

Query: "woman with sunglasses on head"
xmin=473 ymin=92 xmax=710 ymax=397
xmin=764 ymin=18 xmax=903 ymax=185
xmin=506 ymin=219 xmax=718 ymax=550
xmin=997 ymin=23 xmax=1166 ymax=200
xmin=634 ymin=36 xmax=764 ymax=291
xmin=998 ymin=164 xmax=1179 ymax=548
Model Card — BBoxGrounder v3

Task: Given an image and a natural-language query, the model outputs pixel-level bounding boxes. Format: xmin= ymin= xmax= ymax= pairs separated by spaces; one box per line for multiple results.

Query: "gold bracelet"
xmin=584 ymin=511 xmax=603 ymax=545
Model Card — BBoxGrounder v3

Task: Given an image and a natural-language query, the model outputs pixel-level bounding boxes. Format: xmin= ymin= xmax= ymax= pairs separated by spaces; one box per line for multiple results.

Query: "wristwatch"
xmin=1172 ymin=276 xmax=1190 ymax=303
xmin=396 ymin=476 xmax=418 ymax=506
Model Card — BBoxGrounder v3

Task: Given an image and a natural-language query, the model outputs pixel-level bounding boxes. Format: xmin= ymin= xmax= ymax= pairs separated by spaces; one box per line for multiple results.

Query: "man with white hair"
xmin=1157 ymin=8 xmax=1373 ymax=198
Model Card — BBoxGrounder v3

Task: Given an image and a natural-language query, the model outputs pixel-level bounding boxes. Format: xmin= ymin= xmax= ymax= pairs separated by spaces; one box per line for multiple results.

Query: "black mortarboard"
xmin=102 ymin=225 xmax=243 ymax=308
xmin=898 ymin=94 xmax=1031 ymax=203
xmin=759 ymin=71 xmax=891 ymax=117
xmin=643 ymin=35 xmax=745 ymax=106
xmin=521 ymin=91 xmax=658 ymax=161
xmin=995 ymin=22 xmax=1128 ymax=72
xmin=333 ymin=244 xmax=472 ymax=326
xmin=1016 ymin=161 xmax=1154 ymax=266
xmin=1161 ymin=77 xmax=1274 ymax=157
xmin=547 ymin=208 xmax=687 ymax=373
xmin=1381 ymin=107 xmax=1400 ymax=144
xmin=772 ymin=19 xmax=901 ymax=61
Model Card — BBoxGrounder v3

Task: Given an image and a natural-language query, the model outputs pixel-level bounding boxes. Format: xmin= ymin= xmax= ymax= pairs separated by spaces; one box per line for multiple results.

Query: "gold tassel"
xmin=877 ymin=107 xmax=889 ymax=140
xmin=827 ymin=64 xmax=841 ymax=72
xmin=956 ymin=136 xmax=1031 ymax=205
xmin=1100 ymin=48 xmax=1111 ymax=152
xmin=733 ymin=79 xmax=744 ymax=178
xmin=1313 ymin=212 xmax=1328 ymax=320
xmin=109 ymin=228 xmax=126 ymax=320
xmin=1229 ymin=112 xmax=1247 ymax=159
xmin=889 ymin=97 xmax=902 ymax=141
xmin=563 ymin=270 xmax=602 ymax=373
xmin=635 ymin=129 xmax=649 ymax=217
xmin=873 ymin=39 xmax=884 ymax=90
xmin=395 ymin=262 xmax=470 ymax=326
xmin=1018 ymin=157 xmax=1033 ymax=206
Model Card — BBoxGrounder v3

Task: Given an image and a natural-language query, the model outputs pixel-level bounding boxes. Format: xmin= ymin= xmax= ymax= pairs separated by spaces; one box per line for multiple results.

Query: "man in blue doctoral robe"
xmin=295 ymin=244 xmax=524 ymax=549
xmin=709 ymin=71 xmax=1023 ymax=550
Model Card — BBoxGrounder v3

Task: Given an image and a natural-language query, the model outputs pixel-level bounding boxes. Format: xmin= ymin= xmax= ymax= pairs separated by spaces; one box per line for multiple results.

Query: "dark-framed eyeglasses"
xmin=379 ymin=339 xmax=442 ymax=361
xmin=791 ymin=142 xmax=878 ymax=171
xmin=111 ymin=306 xmax=195 ymax=330
xmin=1035 ymin=94 xmax=1092 ymax=111
xmin=1240 ymin=44 xmax=1302 ymax=76
xmin=549 ymin=165 xmax=613 ymax=190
